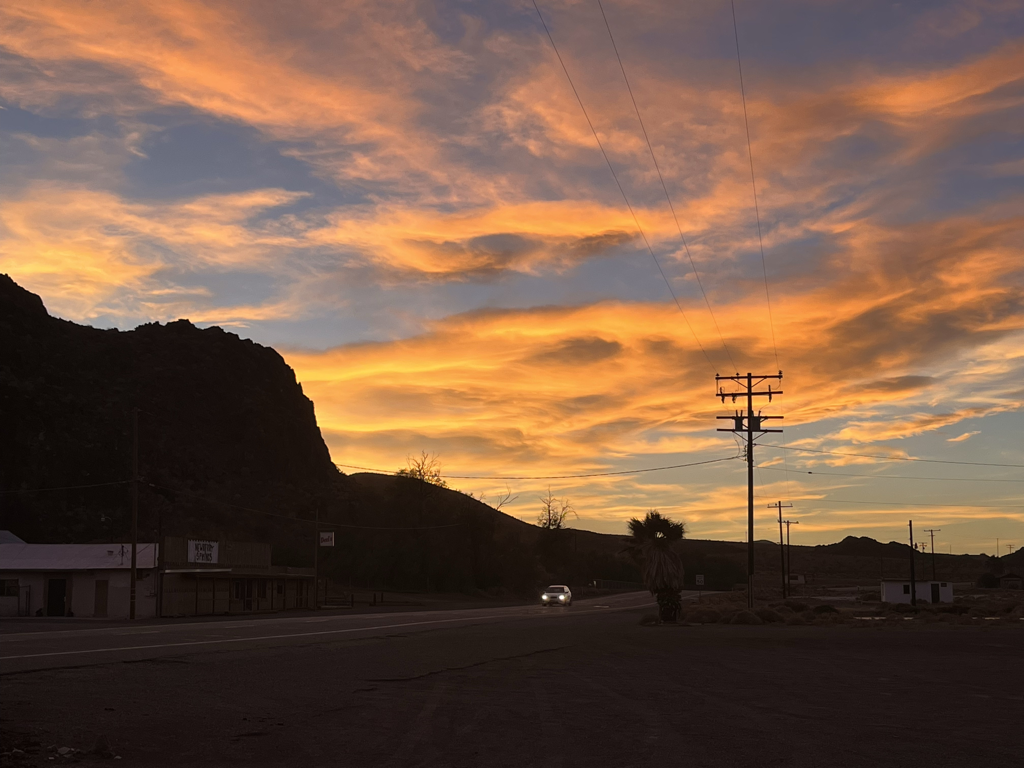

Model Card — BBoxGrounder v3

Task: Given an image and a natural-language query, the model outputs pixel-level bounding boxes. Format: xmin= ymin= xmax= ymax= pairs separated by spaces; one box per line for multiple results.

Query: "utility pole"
xmin=313 ymin=508 xmax=320 ymax=611
xmin=924 ymin=528 xmax=941 ymax=581
xmin=769 ymin=501 xmax=792 ymax=598
xmin=130 ymin=407 xmax=139 ymax=620
xmin=908 ymin=520 xmax=917 ymax=607
xmin=717 ymin=371 xmax=783 ymax=609
xmin=783 ymin=519 xmax=798 ymax=592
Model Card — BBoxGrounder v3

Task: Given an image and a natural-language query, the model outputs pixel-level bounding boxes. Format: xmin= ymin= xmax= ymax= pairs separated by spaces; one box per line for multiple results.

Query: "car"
xmin=540 ymin=584 xmax=572 ymax=606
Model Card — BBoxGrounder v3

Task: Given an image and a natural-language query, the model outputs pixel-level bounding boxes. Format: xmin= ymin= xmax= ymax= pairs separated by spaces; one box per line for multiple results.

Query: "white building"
xmin=0 ymin=541 xmax=158 ymax=618
xmin=880 ymin=579 xmax=953 ymax=605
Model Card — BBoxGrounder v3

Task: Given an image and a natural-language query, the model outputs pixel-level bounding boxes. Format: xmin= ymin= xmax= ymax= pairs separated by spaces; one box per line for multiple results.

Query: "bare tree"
xmin=537 ymin=487 xmax=576 ymax=529
xmin=492 ymin=484 xmax=518 ymax=512
xmin=397 ymin=451 xmax=449 ymax=489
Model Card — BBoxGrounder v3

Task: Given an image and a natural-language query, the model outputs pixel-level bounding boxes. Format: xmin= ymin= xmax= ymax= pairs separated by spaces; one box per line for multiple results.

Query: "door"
xmin=930 ymin=583 xmax=940 ymax=603
xmin=94 ymin=579 xmax=109 ymax=617
xmin=46 ymin=578 xmax=67 ymax=616
xmin=244 ymin=579 xmax=254 ymax=612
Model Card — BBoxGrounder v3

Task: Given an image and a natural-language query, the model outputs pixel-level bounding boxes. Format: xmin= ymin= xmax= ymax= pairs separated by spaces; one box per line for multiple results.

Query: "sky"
xmin=2 ymin=0 xmax=1022 ymax=554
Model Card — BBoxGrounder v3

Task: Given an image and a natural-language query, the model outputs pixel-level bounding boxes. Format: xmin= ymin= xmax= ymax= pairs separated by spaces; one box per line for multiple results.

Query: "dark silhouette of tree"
xmin=627 ymin=510 xmax=686 ymax=622
xmin=397 ymin=451 xmax=448 ymax=489
xmin=537 ymin=488 xmax=576 ymax=529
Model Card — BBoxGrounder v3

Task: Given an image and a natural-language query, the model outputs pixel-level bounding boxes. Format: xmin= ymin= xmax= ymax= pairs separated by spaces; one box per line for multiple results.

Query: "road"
xmin=2 ymin=592 xmax=1022 ymax=767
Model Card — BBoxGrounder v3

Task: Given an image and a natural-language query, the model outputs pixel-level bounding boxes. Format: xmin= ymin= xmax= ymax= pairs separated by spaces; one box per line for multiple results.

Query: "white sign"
xmin=187 ymin=540 xmax=219 ymax=564
xmin=319 ymin=531 xmax=335 ymax=547
xmin=695 ymin=574 xmax=705 ymax=586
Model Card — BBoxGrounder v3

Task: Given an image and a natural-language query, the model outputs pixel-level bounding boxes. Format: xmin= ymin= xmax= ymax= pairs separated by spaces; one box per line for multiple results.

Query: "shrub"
xmin=813 ymin=604 xmax=838 ymax=614
xmin=731 ymin=610 xmax=764 ymax=625
xmin=785 ymin=613 xmax=806 ymax=625
xmin=785 ymin=600 xmax=808 ymax=613
xmin=756 ymin=608 xmax=784 ymax=623
xmin=639 ymin=614 xmax=661 ymax=626
xmin=688 ymin=608 xmax=720 ymax=624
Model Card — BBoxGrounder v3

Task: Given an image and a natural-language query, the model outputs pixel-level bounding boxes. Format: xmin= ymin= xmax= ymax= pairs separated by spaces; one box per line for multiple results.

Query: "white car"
xmin=540 ymin=585 xmax=572 ymax=606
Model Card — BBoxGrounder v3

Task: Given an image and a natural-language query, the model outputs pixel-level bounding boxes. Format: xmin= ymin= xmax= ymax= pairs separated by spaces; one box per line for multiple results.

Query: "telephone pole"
xmin=313 ymin=508 xmax=320 ymax=611
xmin=769 ymin=501 xmax=792 ymax=597
xmin=783 ymin=519 xmax=798 ymax=591
xmin=924 ymin=528 xmax=941 ymax=581
xmin=129 ymin=407 xmax=139 ymax=621
xmin=716 ymin=371 xmax=783 ymax=609
xmin=908 ymin=520 xmax=917 ymax=607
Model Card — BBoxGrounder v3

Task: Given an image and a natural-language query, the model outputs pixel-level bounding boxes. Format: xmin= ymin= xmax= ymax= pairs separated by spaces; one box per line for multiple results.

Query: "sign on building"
xmin=187 ymin=540 xmax=219 ymax=564
xmin=319 ymin=531 xmax=335 ymax=547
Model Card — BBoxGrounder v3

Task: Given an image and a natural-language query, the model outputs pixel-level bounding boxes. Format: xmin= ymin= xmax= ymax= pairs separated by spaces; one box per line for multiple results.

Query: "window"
xmin=276 ymin=581 xmax=283 ymax=595
xmin=902 ymin=584 xmax=910 ymax=594
xmin=258 ymin=579 xmax=268 ymax=599
xmin=1 ymin=579 xmax=18 ymax=597
xmin=233 ymin=580 xmax=243 ymax=600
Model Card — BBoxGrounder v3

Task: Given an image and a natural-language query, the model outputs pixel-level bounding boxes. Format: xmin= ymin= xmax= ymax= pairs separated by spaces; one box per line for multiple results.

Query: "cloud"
xmin=947 ymin=431 xmax=981 ymax=443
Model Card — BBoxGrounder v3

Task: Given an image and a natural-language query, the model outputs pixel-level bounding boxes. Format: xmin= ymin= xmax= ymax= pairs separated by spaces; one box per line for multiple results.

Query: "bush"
xmin=785 ymin=600 xmax=808 ymax=613
xmin=718 ymin=610 xmax=738 ymax=624
xmin=756 ymin=608 xmax=784 ymax=623
xmin=639 ymin=614 xmax=661 ymax=626
xmin=858 ymin=592 xmax=881 ymax=602
xmin=731 ymin=610 xmax=764 ymax=625
xmin=785 ymin=613 xmax=806 ymax=625
xmin=976 ymin=573 xmax=999 ymax=588
xmin=813 ymin=604 xmax=838 ymax=614
xmin=688 ymin=608 xmax=720 ymax=624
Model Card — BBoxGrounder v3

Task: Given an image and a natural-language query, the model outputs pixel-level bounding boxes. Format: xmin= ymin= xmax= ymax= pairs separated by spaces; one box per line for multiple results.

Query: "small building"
xmin=998 ymin=573 xmax=1023 ymax=590
xmin=0 ymin=541 xmax=159 ymax=618
xmin=880 ymin=579 xmax=953 ymax=605
xmin=787 ymin=574 xmax=806 ymax=585
xmin=159 ymin=536 xmax=313 ymax=617
xmin=0 ymin=533 xmax=315 ymax=619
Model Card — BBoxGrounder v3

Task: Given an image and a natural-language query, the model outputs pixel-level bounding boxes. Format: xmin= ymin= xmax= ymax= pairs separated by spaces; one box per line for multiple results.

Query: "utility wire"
xmin=730 ymin=0 xmax=779 ymax=370
xmin=336 ymin=454 xmax=740 ymax=480
xmin=757 ymin=466 xmax=1024 ymax=483
xmin=532 ymin=0 xmax=718 ymax=374
xmin=145 ymin=482 xmax=461 ymax=530
xmin=794 ymin=498 xmax=1022 ymax=510
xmin=0 ymin=480 xmax=131 ymax=494
xmin=760 ymin=444 xmax=1024 ymax=469
xmin=596 ymin=0 xmax=736 ymax=372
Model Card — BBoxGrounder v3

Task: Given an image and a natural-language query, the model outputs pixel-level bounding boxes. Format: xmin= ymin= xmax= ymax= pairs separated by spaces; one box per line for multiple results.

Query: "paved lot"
xmin=2 ymin=593 xmax=1022 ymax=767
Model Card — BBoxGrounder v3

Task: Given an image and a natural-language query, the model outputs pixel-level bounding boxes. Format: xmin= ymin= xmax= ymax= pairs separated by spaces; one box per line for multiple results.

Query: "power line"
xmin=729 ymin=0 xmax=779 ymax=370
xmin=336 ymin=454 xmax=740 ymax=480
xmin=794 ymin=498 xmax=1022 ymax=510
xmin=531 ymin=0 xmax=718 ymax=374
xmin=757 ymin=466 xmax=1024 ymax=483
xmin=760 ymin=444 xmax=1024 ymax=469
xmin=596 ymin=0 xmax=736 ymax=372
xmin=0 ymin=480 xmax=131 ymax=494
xmin=145 ymin=482 xmax=461 ymax=530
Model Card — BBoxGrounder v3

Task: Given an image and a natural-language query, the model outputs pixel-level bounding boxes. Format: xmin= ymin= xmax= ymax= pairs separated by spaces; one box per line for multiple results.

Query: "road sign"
xmin=319 ymin=531 xmax=335 ymax=547
xmin=695 ymin=574 xmax=705 ymax=586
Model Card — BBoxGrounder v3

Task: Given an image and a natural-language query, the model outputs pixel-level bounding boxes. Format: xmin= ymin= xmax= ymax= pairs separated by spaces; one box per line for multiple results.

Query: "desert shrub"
xmin=785 ymin=613 xmax=806 ymax=626
xmin=731 ymin=610 xmax=764 ymax=625
xmin=756 ymin=608 xmax=783 ymax=623
xmin=858 ymin=592 xmax=881 ymax=602
xmin=813 ymin=604 xmax=838 ymax=614
xmin=894 ymin=603 xmax=917 ymax=613
xmin=937 ymin=604 xmax=969 ymax=615
xmin=718 ymin=610 xmax=739 ymax=624
xmin=775 ymin=604 xmax=794 ymax=615
xmin=785 ymin=600 xmax=808 ymax=612
xmin=688 ymin=608 xmax=720 ymax=624
xmin=639 ymin=614 xmax=661 ymax=626
xmin=976 ymin=573 xmax=999 ymax=588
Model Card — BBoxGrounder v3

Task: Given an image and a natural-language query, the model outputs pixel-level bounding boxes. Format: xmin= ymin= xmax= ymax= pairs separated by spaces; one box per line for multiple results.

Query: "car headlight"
xmin=559 ymin=595 xmax=565 ymax=601
xmin=542 ymin=595 xmax=549 ymax=600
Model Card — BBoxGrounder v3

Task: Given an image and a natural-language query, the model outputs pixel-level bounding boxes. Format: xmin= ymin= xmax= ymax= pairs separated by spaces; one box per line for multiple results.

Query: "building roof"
xmin=0 ymin=543 xmax=158 ymax=570
xmin=0 ymin=530 xmax=26 ymax=544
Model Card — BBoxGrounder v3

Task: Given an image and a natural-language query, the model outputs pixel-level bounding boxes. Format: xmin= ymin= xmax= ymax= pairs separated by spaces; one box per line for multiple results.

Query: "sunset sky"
xmin=2 ymin=0 xmax=1022 ymax=553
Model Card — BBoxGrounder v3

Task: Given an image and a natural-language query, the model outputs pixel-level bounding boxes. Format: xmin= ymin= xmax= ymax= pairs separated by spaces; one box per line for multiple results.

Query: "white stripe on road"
xmin=1 ymin=601 xmax=651 ymax=662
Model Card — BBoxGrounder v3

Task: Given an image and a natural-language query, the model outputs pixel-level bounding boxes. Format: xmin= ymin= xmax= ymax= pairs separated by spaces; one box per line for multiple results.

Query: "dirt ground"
xmin=3 ymin=597 xmax=1022 ymax=767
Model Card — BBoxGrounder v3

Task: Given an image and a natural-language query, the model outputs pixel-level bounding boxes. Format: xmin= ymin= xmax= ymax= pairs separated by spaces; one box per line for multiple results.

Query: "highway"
xmin=2 ymin=593 xmax=1022 ymax=767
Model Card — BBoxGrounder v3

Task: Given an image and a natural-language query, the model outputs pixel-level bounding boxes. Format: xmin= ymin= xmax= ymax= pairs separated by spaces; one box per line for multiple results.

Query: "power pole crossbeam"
xmin=715 ymin=371 xmax=783 ymax=610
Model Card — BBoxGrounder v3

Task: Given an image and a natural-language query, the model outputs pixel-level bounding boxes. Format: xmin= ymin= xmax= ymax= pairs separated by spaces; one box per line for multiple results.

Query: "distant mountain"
xmin=0 ymin=275 xmax=635 ymax=594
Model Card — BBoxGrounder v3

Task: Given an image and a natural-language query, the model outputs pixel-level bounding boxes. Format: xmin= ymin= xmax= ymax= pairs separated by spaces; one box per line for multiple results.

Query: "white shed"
xmin=880 ymin=580 xmax=953 ymax=605
xmin=0 ymin=542 xmax=158 ymax=618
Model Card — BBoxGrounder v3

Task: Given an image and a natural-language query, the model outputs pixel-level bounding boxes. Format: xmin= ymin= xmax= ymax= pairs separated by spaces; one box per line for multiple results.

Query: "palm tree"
xmin=626 ymin=510 xmax=686 ymax=622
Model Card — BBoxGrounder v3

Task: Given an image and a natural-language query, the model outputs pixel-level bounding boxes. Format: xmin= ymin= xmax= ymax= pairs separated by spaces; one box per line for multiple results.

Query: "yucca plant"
xmin=626 ymin=510 xmax=685 ymax=622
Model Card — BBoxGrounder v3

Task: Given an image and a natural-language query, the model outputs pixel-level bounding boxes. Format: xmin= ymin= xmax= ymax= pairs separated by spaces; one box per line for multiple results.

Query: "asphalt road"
xmin=2 ymin=593 xmax=1022 ymax=767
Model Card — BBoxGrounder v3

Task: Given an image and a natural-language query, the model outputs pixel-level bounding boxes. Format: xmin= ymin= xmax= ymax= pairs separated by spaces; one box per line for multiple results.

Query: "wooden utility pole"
xmin=908 ymin=520 xmax=917 ymax=607
xmin=924 ymin=528 xmax=941 ymax=581
xmin=784 ymin=519 xmax=798 ymax=590
xmin=313 ymin=508 xmax=320 ymax=611
xmin=129 ymin=407 xmax=139 ymax=620
xmin=717 ymin=372 xmax=783 ymax=609
xmin=769 ymin=501 xmax=792 ymax=597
